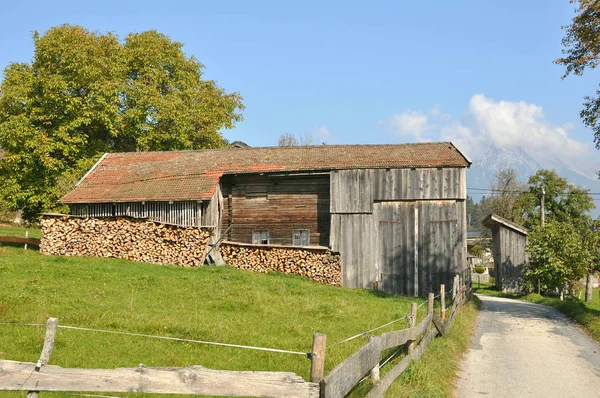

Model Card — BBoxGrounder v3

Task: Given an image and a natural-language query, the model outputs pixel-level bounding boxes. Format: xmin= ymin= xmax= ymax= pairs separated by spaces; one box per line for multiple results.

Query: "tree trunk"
xmin=586 ymin=274 xmax=594 ymax=302
xmin=13 ymin=210 xmax=23 ymax=224
xmin=560 ymin=287 xmax=564 ymax=301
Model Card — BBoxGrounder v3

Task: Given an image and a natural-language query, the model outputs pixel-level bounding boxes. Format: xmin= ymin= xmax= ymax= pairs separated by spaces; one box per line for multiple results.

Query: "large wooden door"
xmin=419 ymin=201 xmax=458 ymax=296
xmin=374 ymin=202 xmax=418 ymax=296
xmin=374 ymin=200 xmax=460 ymax=297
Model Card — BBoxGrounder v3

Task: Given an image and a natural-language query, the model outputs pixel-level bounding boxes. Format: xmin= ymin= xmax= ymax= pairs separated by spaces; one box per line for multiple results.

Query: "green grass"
xmin=0 ymin=246 xmax=430 ymax=397
xmin=474 ymin=282 xmax=600 ymax=342
xmin=0 ymin=223 xmax=41 ymax=239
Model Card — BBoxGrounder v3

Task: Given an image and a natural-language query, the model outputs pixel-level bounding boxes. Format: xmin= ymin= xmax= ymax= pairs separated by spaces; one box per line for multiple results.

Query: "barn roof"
xmin=483 ymin=214 xmax=528 ymax=236
xmin=60 ymin=142 xmax=470 ymax=203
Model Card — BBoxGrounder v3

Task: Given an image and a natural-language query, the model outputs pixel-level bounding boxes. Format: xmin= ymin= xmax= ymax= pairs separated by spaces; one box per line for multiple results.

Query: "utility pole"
xmin=538 ymin=186 xmax=545 ymax=295
xmin=540 ymin=187 xmax=545 ymax=228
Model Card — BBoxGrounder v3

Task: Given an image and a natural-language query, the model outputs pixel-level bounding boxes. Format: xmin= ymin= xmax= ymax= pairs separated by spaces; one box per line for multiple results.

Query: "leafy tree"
xmin=0 ymin=25 xmax=243 ymax=220
xmin=525 ymin=221 xmax=598 ymax=297
xmin=556 ymin=1 xmax=600 ymax=153
xmin=517 ymin=169 xmax=594 ymax=230
xmin=471 ymin=244 xmax=485 ymax=259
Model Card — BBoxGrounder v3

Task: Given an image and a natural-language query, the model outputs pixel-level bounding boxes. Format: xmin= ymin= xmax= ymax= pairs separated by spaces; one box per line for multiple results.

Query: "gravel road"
xmin=456 ymin=295 xmax=600 ymax=397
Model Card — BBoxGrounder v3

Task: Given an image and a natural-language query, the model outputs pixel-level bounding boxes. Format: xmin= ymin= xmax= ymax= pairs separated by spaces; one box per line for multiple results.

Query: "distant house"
xmin=60 ymin=142 xmax=471 ymax=296
xmin=483 ymin=214 xmax=528 ymax=293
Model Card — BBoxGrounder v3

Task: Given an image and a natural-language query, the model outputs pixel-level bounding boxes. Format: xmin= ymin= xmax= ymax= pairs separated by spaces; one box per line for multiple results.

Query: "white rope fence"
xmin=0 ymin=322 xmax=309 ymax=356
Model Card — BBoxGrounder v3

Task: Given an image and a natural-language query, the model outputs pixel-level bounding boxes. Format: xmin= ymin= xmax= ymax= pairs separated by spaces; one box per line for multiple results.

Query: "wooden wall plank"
xmin=220 ymin=174 xmax=330 ymax=246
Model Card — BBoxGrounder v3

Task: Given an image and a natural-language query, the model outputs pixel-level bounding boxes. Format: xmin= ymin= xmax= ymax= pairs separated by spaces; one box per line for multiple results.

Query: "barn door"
xmin=419 ymin=201 xmax=458 ymax=295
xmin=374 ymin=202 xmax=419 ymax=297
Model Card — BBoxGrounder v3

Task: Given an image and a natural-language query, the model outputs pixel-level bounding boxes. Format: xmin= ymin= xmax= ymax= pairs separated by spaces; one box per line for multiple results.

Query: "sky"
xmin=1 ymin=0 xmax=599 ymax=163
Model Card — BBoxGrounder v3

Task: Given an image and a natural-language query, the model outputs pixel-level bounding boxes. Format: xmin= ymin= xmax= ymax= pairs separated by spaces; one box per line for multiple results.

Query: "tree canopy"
xmin=556 ymin=0 xmax=600 ymax=151
xmin=517 ymin=169 xmax=594 ymax=230
xmin=0 ymin=25 xmax=244 ymax=220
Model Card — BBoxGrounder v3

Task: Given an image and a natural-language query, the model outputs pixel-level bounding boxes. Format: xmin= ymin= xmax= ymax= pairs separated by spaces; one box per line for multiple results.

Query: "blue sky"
xmin=1 ymin=0 xmax=598 ymax=160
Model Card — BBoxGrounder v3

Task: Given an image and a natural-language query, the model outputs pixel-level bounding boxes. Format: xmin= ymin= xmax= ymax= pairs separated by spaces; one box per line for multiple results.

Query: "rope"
xmin=0 ymin=322 xmax=308 ymax=357
xmin=328 ymin=314 xmax=410 ymax=349
xmin=418 ymin=299 xmax=429 ymax=308
xmin=380 ymin=347 xmax=402 ymax=369
xmin=56 ymin=325 xmax=308 ymax=356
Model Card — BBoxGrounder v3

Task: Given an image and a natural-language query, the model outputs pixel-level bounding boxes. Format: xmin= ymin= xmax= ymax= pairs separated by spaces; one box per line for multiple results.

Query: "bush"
xmin=474 ymin=265 xmax=485 ymax=274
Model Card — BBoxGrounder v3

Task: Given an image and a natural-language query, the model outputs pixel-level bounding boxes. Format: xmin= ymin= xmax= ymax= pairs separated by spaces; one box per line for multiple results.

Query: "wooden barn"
xmin=483 ymin=214 xmax=528 ymax=293
xmin=60 ymin=143 xmax=471 ymax=296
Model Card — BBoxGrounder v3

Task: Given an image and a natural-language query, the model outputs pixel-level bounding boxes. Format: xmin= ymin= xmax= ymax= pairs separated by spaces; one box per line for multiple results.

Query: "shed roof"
xmin=60 ymin=142 xmax=470 ymax=204
xmin=482 ymin=214 xmax=528 ymax=236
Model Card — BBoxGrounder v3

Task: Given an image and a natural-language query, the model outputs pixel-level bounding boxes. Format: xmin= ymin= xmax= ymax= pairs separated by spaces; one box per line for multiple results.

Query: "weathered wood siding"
xmin=70 ymin=201 xmax=202 ymax=227
xmin=330 ymin=169 xmax=374 ymax=213
xmin=330 ymin=167 xmax=467 ymax=296
xmin=221 ymin=174 xmax=330 ymax=246
xmin=330 ymin=214 xmax=375 ymax=288
xmin=491 ymin=225 xmax=527 ymax=293
xmin=371 ymin=168 xmax=466 ymax=202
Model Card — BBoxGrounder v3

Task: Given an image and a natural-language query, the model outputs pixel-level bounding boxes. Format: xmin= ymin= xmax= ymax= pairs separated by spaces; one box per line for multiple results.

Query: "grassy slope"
xmin=0 ymin=223 xmax=41 ymax=239
xmin=474 ymin=283 xmax=600 ymax=342
xmin=0 ymin=245 xmax=429 ymax=397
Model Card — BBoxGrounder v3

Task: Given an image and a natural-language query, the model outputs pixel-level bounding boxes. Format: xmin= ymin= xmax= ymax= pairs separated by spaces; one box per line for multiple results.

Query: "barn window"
xmin=252 ymin=230 xmax=270 ymax=245
xmin=293 ymin=229 xmax=310 ymax=246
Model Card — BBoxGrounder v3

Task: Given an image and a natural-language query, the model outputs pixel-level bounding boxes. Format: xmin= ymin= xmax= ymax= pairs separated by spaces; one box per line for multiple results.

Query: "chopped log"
xmin=40 ymin=215 xmax=211 ymax=268
xmin=220 ymin=242 xmax=341 ymax=286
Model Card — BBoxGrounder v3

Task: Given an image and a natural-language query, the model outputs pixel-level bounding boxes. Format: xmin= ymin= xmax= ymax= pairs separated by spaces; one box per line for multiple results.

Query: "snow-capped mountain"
xmin=467 ymin=144 xmax=600 ymax=217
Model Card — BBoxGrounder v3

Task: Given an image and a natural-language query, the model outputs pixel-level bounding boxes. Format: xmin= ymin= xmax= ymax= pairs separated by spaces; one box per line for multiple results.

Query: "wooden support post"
xmin=427 ymin=293 xmax=434 ymax=315
xmin=368 ymin=336 xmax=380 ymax=384
xmin=24 ymin=230 xmax=28 ymax=251
xmin=27 ymin=317 xmax=58 ymax=398
xmin=407 ymin=302 xmax=418 ymax=356
xmin=440 ymin=284 xmax=446 ymax=320
xmin=310 ymin=333 xmax=326 ymax=383
xmin=452 ymin=275 xmax=459 ymax=302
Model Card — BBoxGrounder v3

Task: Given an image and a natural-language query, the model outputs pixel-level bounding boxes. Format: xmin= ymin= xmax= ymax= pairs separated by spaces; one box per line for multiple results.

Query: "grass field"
xmin=0 ymin=223 xmax=41 ymax=239
xmin=0 ymin=243 xmax=433 ymax=397
xmin=474 ymin=282 xmax=600 ymax=342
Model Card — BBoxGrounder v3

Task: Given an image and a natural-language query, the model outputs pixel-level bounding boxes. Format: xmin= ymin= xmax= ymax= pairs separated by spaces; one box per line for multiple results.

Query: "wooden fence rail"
xmin=323 ymin=275 xmax=472 ymax=398
xmin=0 ymin=232 xmax=40 ymax=249
xmin=0 ymin=275 xmax=471 ymax=397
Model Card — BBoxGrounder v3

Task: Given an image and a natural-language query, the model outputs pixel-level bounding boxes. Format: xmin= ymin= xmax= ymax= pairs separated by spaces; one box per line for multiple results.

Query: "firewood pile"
xmin=40 ymin=215 xmax=212 ymax=267
xmin=220 ymin=243 xmax=341 ymax=286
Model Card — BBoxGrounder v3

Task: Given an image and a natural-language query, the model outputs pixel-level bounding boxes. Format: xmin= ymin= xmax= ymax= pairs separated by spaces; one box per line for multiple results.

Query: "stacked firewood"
xmin=40 ymin=215 xmax=211 ymax=267
xmin=220 ymin=243 xmax=341 ymax=286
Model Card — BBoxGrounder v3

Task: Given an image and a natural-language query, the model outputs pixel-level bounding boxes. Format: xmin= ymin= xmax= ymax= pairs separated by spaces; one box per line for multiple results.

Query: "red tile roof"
xmin=60 ymin=142 xmax=470 ymax=203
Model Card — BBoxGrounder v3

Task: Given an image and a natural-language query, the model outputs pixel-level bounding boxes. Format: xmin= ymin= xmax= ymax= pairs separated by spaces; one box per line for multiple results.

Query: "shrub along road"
xmin=456 ymin=295 xmax=600 ymax=397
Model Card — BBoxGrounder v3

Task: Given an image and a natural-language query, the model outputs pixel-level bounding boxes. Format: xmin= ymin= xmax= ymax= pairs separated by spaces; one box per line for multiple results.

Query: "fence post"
xmin=310 ymin=333 xmax=326 ymax=384
xmin=24 ymin=230 xmax=29 ymax=251
xmin=440 ymin=284 xmax=446 ymax=320
xmin=428 ymin=293 xmax=434 ymax=315
xmin=407 ymin=302 xmax=418 ymax=356
xmin=27 ymin=317 xmax=58 ymax=398
xmin=368 ymin=336 xmax=380 ymax=384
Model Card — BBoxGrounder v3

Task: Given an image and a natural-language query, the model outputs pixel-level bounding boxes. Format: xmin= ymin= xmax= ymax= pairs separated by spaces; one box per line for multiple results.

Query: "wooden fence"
xmin=0 ymin=276 xmax=471 ymax=397
xmin=0 ymin=231 xmax=40 ymax=249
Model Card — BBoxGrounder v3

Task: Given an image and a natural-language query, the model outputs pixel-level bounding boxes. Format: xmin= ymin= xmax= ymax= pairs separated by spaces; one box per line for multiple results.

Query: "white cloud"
xmin=435 ymin=94 xmax=590 ymax=161
xmin=314 ymin=125 xmax=330 ymax=140
xmin=389 ymin=110 xmax=430 ymax=141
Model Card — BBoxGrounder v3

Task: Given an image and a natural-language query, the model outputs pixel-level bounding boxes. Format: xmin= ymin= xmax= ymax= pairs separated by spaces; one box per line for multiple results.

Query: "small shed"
xmin=483 ymin=214 xmax=528 ymax=293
